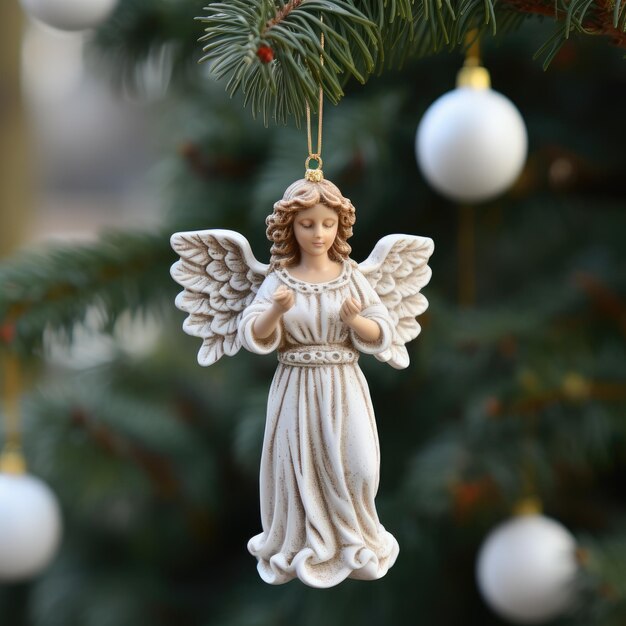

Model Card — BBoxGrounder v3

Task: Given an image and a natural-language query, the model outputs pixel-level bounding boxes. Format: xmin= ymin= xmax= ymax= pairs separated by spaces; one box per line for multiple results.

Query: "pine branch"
xmin=70 ymin=406 xmax=182 ymax=499
xmin=197 ymin=0 xmax=387 ymax=124
xmin=575 ymin=536 xmax=626 ymax=624
xmin=89 ymin=0 xmax=207 ymax=95
xmin=508 ymin=0 xmax=626 ymax=66
xmin=195 ymin=0 xmax=626 ymax=123
xmin=194 ymin=0 xmax=515 ymax=124
xmin=0 ymin=230 xmax=175 ymax=352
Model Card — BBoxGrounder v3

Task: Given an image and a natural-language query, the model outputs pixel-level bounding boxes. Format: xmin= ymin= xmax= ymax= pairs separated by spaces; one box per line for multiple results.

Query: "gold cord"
xmin=465 ymin=29 xmax=481 ymax=66
xmin=456 ymin=30 xmax=491 ymax=90
xmin=456 ymin=30 xmax=487 ymax=308
xmin=305 ymin=22 xmax=324 ymax=182
xmin=0 ymin=352 xmax=26 ymax=474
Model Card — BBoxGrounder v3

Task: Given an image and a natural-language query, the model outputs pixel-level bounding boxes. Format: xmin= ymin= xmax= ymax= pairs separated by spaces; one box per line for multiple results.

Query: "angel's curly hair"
xmin=266 ymin=178 xmax=356 ymax=270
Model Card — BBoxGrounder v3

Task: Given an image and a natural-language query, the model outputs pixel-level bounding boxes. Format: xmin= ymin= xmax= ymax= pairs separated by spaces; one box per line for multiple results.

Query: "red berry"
xmin=256 ymin=45 xmax=274 ymax=64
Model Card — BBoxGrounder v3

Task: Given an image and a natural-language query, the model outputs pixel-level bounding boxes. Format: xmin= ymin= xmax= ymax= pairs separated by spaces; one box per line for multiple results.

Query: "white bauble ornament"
xmin=20 ymin=0 xmax=117 ymax=32
xmin=477 ymin=513 xmax=577 ymax=624
xmin=0 ymin=473 xmax=62 ymax=582
xmin=416 ymin=86 xmax=527 ymax=203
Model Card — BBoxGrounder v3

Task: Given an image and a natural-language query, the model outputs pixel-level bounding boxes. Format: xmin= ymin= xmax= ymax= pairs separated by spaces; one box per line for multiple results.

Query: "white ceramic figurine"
xmin=171 ymin=177 xmax=434 ymax=588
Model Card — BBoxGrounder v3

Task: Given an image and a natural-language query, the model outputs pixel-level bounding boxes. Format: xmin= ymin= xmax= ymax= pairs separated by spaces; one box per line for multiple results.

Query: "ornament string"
xmin=516 ymin=404 xmax=543 ymax=515
xmin=465 ymin=30 xmax=481 ymax=67
xmin=457 ymin=30 xmax=490 ymax=89
xmin=304 ymin=21 xmax=324 ymax=182
xmin=0 ymin=352 xmax=26 ymax=474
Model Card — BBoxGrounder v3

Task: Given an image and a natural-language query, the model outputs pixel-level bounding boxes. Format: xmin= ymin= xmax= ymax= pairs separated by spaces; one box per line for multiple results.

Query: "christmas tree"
xmin=1 ymin=1 xmax=626 ymax=624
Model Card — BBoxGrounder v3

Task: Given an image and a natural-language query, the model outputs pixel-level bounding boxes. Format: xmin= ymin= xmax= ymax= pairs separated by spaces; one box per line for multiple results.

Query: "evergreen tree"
xmin=1 ymin=1 xmax=626 ymax=625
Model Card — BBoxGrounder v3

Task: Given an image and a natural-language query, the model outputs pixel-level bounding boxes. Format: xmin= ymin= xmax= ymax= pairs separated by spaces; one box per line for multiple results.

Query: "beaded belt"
xmin=278 ymin=344 xmax=359 ymax=366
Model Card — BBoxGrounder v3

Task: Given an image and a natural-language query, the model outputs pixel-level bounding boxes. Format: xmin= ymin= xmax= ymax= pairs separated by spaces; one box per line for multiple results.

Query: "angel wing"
xmin=359 ymin=234 xmax=434 ymax=370
xmin=170 ymin=229 xmax=269 ymax=366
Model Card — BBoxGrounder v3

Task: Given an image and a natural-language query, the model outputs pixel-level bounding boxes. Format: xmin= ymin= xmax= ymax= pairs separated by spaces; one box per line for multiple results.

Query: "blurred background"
xmin=1 ymin=1 xmax=625 ymax=625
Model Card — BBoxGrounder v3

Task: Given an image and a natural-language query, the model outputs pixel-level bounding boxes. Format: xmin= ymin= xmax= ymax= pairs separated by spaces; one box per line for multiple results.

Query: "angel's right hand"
xmin=272 ymin=286 xmax=295 ymax=314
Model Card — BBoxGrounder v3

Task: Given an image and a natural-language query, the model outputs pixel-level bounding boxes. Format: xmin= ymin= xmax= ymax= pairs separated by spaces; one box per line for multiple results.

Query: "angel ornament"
xmin=171 ymin=176 xmax=434 ymax=588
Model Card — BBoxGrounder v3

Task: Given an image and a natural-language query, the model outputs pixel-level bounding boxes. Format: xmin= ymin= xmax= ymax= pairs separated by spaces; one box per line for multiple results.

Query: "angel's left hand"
xmin=340 ymin=297 xmax=362 ymax=325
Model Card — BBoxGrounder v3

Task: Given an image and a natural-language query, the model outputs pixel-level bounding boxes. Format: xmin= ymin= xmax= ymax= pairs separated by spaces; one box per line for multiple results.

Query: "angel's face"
xmin=293 ymin=203 xmax=338 ymax=259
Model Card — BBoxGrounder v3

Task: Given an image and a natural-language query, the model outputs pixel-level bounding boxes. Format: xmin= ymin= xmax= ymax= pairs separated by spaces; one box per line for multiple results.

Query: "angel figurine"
xmin=170 ymin=176 xmax=434 ymax=588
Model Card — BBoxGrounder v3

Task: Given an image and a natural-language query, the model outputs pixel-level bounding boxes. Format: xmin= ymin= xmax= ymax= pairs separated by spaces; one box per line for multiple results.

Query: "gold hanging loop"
xmin=304 ymin=22 xmax=325 ymax=182
xmin=305 ymin=155 xmax=323 ymax=171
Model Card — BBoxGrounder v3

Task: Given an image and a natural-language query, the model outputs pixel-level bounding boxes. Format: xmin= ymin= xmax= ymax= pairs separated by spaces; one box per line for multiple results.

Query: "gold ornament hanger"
xmin=456 ymin=31 xmax=491 ymax=90
xmin=457 ymin=32 xmax=486 ymax=307
xmin=304 ymin=23 xmax=324 ymax=182
xmin=0 ymin=352 xmax=26 ymax=474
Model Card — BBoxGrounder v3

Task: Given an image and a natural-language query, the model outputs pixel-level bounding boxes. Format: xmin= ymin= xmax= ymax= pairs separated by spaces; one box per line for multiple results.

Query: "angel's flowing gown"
xmin=238 ymin=260 xmax=399 ymax=588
